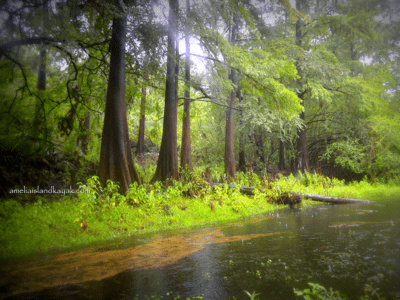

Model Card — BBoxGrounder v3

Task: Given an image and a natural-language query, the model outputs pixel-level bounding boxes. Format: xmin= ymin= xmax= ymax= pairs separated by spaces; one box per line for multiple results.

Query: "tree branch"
xmin=0 ymin=37 xmax=110 ymax=59
xmin=189 ymin=53 xmax=276 ymax=95
xmin=178 ymin=96 xmax=242 ymax=111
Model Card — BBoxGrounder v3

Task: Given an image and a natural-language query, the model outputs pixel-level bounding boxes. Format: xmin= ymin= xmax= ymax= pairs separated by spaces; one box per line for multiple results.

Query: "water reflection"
xmin=2 ymin=199 xmax=400 ymax=300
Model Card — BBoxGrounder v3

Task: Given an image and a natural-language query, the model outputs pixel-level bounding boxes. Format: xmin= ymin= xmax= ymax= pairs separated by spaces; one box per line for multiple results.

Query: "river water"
xmin=1 ymin=198 xmax=400 ymax=300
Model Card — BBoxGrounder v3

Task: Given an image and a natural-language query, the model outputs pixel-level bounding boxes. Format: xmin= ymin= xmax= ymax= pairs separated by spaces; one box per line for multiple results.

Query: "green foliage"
xmin=0 ymin=197 xmax=80 ymax=260
xmin=366 ymin=112 xmax=400 ymax=179
xmin=236 ymin=171 xmax=262 ymax=189
xmin=0 ymin=137 xmax=40 ymax=165
xmin=294 ymin=282 xmax=348 ymax=300
xmin=294 ymin=281 xmax=387 ymax=300
xmin=204 ymin=273 xmax=210 ymax=281
xmin=126 ymin=182 xmax=153 ymax=206
xmin=2 ymin=0 xmax=400 ymax=264
xmin=244 ymin=290 xmax=261 ymax=300
xmin=1 ymin=169 xmax=400 ymax=261
xmin=201 ymin=26 xmax=303 ymax=119
xmin=75 ymin=176 xmax=127 ymax=224
xmin=320 ymin=140 xmax=366 ymax=174
xmin=2 ymin=0 xmax=399 ymax=183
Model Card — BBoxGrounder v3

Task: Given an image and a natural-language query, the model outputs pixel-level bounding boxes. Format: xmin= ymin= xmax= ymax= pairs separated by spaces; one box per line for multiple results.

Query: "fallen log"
xmin=209 ymin=183 xmax=374 ymax=204
xmin=292 ymin=193 xmax=374 ymax=204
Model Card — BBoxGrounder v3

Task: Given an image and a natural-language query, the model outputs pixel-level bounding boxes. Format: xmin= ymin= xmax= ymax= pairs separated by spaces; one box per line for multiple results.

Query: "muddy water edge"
xmin=1 ymin=197 xmax=400 ymax=300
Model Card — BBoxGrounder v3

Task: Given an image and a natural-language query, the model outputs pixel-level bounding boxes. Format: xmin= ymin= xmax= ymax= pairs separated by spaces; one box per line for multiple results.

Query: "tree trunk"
xmin=255 ymin=128 xmax=265 ymax=164
xmin=238 ymin=86 xmax=246 ymax=172
xmin=225 ymin=12 xmax=238 ymax=180
xmin=151 ymin=0 xmax=179 ymax=182
xmin=77 ymin=110 xmax=90 ymax=154
xmin=175 ymin=28 xmax=180 ymax=104
xmin=295 ymin=0 xmax=310 ymax=172
xmin=97 ymin=0 xmax=140 ymax=194
xmin=136 ymin=83 xmax=146 ymax=156
xmin=225 ymin=77 xmax=237 ymax=179
xmin=296 ymin=111 xmax=310 ymax=171
xmin=278 ymin=139 xmax=285 ymax=170
xmin=33 ymin=47 xmax=46 ymax=138
xmin=37 ymin=48 xmax=46 ymax=91
xmin=180 ymin=0 xmax=193 ymax=172
xmin=32 ymin=1 xmax=48 ymax=141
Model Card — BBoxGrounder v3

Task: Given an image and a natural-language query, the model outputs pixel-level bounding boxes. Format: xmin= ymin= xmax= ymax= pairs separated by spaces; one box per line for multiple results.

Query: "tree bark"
xmin=180 ymin=0 xmax=193 ymax=172
xmin=278 ymin=139 xmax=285 ymax=170
xmin=77 ymin=110 xmax=90 ymax=154
xmin=255 ymin=128 xmax=265 ymax=164
xmin=37 ymin=48 xmax=46 ymax=91
xmin=225 ymin=78 xmax=237 ymax=179
xmin=33 ymin=1 xmax=47 ymax=140
xmin=175 ymin=28 xmax=180 ymax=104
xmin=225 ymin=11 xmax=238 ymax=180
xmin=136 ymin=82 xmax=146 ymax=156
xmin=238 ymin=86 xmax=246 ymax=172
xmin=97 ymin=0 xmax=140 ymax=194
xmin=296 ymin=111 xmax=310 ymax=171
xmin=295 ymin=0 xmax=310 ymax=172
xmin=33 ymin=46 xmax=46 ymax=138
xmin=151 ymin=0 xmax=179 ymax=182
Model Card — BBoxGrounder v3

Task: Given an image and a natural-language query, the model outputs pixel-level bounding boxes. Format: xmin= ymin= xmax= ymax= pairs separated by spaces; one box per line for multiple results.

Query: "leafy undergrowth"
xmin=0 ymin=175 xmax=281 ymax=261
xmin=0 ymin=170 xmax=398 ymax=262
xmin=293 ymin=282 xmax=387 ymax=300
xmin=273 ymin=171 xmax=400 ymax=202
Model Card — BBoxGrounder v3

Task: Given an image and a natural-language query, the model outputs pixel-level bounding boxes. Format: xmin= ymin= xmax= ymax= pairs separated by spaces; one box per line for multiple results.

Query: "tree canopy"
xmin=1 ymin=0 xmax=399 ymax=188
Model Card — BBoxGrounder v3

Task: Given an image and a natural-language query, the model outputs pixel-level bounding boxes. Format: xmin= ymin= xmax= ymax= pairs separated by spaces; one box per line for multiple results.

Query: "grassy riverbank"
xmin=1 ymin=170 xmax=399 ymax=262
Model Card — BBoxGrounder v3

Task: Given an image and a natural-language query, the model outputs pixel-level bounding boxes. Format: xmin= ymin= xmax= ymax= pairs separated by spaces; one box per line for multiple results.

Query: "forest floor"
xmin=1 ymin=154 xmax=400 ymax=263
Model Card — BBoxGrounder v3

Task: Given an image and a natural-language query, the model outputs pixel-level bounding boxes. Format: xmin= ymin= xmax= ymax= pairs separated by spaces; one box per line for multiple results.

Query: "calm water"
xmin=2 ymin=198 xmax=400 ymax=300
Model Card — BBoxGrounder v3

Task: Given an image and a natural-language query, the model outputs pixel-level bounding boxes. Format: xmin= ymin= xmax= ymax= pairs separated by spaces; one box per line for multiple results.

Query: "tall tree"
xmin=77 ymin=110 xmax=91 ymax=155
xmin=151 ymin=0 xmax=179 ymax=182
xmin=32 ymin=0 xmax=48 ymax=142
xmin=33 ymin=45 xmax=47 ymax=133
xmin=294 ymin=0 xmax=310 ymax=172
xmin=225 ymin=9 xmax=239 ymax=180
xmin=180 ymin=0 xmax=193 ymax=172
xmin=278 ymin=138 xmax=285 ymax=170
xmin=238 ymin=85 xmax=246 ymax=171
xmin=97 ymin=0 xmax=140 ymax=194
xmin=136 ymin=80 xmax=146 ymax=156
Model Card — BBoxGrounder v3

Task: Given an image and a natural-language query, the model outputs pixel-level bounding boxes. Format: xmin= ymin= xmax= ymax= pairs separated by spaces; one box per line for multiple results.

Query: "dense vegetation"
xmin=1 ymin=0 xmax=400 ymax=259
xmin=2 ymin=169 xmax=400 ymax=261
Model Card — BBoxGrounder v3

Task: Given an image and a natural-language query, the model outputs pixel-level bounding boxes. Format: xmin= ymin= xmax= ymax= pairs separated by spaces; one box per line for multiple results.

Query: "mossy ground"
xmin=1 ymin=170 xmax=399 ymax=262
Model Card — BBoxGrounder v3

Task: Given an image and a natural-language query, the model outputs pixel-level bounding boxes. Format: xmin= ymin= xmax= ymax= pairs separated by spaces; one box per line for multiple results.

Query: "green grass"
xmin=0 ymin=179 xmax=283 ymax=261
xmin=276 ymin=172 xmax=400 ymax=201
xmin=1 ymin=171 xmax=399 ymax=262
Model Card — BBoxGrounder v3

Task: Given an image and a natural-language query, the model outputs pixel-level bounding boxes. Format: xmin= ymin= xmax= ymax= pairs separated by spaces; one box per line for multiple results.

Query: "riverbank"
xmin=1 ymin=171 xmax=399 ymax=262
